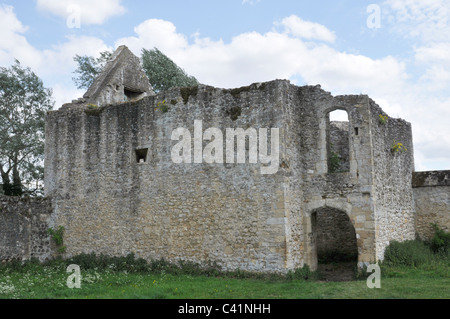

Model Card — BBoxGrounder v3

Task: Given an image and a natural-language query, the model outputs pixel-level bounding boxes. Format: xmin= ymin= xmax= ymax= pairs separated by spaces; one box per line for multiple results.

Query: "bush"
xmin=383 ymin=239 xmax=434 ymax=267
xmin=429 ymin=224 xmax=450 ymax=256
xmin=149 ymin=258 xmax=179 ymax=274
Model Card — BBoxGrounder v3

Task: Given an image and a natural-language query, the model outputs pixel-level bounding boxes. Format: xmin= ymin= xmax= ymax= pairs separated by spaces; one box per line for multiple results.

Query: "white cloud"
xmin=0 ymin=5 xmax=42 ymax=69
xmin=278 ymin=15 xmax=336 ymax=42
xmin=415 ymin=42 xmax=450 ymax=65
xmin=38 ymin=37 xmax=112 ymax=106
xmin=116 ymin=17 xmax=406 ymax=95
xmin=384 ymin=0 xmax=450 ymax=42
xmin=119 ymin=19 xmax=189 ymax=55
xmin=385 ymin=0 xmax=450 ymax=95
xmin=0 ymin=5 xmax=112 ymax=108
xmin=50 ymin=83 xmax=84 ymax=111
xmin=40 ymin=36 xmax=112 ymax=77
xmin=1 ymin=5 xmax=448 ymax=170
xmin=115 ymin=15 xmax=450 ymax=170
xmin=36 ymin=0 xmax=126 ymax=25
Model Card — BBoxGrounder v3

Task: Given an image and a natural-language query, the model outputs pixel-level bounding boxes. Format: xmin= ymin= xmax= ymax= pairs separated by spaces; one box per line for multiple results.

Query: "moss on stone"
xmin=84 ymin=105 xmax=104 ymax=117
xmin=224 ymin=82 xmax=267 ymax=99
xmin=226 ymin=106 xmax=242 ymax=121
xmin=180 ymin=86 xmax=198 ymax=104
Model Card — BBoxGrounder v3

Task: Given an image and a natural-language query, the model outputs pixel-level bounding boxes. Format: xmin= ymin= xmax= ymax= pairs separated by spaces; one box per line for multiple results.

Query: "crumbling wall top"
xmin=412 ymin=170 xmax=450 ymax=187
xmin=62 ymin=45 xmax=154 ymax=110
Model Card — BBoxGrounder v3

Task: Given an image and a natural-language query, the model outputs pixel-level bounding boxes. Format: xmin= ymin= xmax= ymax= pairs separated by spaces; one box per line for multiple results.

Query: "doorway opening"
xmin=311 ymin=207 xmax=358 ymax=281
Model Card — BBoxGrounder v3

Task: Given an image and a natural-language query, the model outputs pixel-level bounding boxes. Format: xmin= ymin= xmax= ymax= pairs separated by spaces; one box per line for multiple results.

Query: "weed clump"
xmin=180 ymin=86 xmax=198 ymax=104
xmin=383 ymin=225 xmax=450 ymax=267
xmin=429 ymin=223 xmax=450 ymax=256
xmin=383 ymin=240 xmax=433 ymax=267
xmin=286 ymin=264 xmax=318 ymax=281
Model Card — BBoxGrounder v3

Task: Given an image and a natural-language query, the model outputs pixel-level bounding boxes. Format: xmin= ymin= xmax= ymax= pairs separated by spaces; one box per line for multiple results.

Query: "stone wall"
xmin=294 ymin=91 xmax=391 ymax=268
xmin=44 ymin=79 xmax=418 ymax=272
xmin=0 ymin=196 xmax=53 ymax=262
xmin=370 ymin=102 xmax=416 ymax=261
xmin=413 ymin=170 xmax=450 ymax=240
xmin=45 ymin=81 xmax=292 ymax=272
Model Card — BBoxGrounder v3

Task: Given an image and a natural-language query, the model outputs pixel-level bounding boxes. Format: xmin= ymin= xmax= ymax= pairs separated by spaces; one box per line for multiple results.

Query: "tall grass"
xmin=382 ymin=224 xmax=449 ymax=268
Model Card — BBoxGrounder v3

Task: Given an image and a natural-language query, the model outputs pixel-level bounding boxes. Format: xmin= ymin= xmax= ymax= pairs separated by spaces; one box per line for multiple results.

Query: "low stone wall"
xmin=0 ymin=196 xmax=53 ymax=262
xmin=412 ymin=171 xmax=450 ymax=240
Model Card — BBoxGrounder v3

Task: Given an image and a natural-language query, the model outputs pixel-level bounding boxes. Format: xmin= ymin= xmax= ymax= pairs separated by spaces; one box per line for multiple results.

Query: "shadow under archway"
xmin=312 ymin=207 xmax=358 ymax=281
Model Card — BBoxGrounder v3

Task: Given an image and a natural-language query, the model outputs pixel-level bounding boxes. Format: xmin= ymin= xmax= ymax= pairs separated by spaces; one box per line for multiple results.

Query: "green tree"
xmin=72 ymin=51 xmax=112 ymax=90
xmin=72 ymin=48 xmax=199 ymax=93
xmin=0 ymin=60 xmax=54 ymax=196
xmin=141 ymin=47 xmax=198 ymax=92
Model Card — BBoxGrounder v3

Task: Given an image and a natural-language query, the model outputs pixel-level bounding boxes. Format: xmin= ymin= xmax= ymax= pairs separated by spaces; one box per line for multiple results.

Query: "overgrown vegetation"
xmin=223 ymin=82 xmax=268 ymax=98
xmin=180 ymin=86 xmax=198 ymax=104
xmin=48 ymin=226 xmax=66 ymax=254
xmin=329 ymin=151 xmax=342 ymax=173
xmin=72 ymin=48 xmax=199 ymax=94
xmin=391 ymin=140 xmax=407 ymax=154
xmin=378 ymin=114 xmax=388 ymax=125
xmin=142 ymin=48 xmax=199 ymax=93
xmin=382 ymin=224 xmax=449 ymax=268
xmin=72 ymin=51 xmax=112 ymax=90
xmin=0 ymin=254 xmax=447 ymax=299
xmin=0 ymin=226 xmax=448 ymax=299
xmin=155 ymin=100 xmax=169 ymax=113
xmin=429 ymin=223 xmax=450 ymax=255
xmin=383 ymin=239 xmax=435 ymax=267
xmin=226 ymin=106 xmax=242 ymax=121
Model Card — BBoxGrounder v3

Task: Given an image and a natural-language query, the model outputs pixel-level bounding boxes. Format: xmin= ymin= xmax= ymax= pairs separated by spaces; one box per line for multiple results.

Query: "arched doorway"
xmin=311 ymin=207 xmax=358 ymax=281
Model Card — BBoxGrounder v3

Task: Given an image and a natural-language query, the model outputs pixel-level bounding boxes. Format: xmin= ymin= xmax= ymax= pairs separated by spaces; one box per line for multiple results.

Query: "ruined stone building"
xmin=1 ymin=46 xmax=449 ymax=273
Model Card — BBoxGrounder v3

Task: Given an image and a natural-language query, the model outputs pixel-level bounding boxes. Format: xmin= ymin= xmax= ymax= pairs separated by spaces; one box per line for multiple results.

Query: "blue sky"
xmin=1 ymin=0 xmax=450 ymax=171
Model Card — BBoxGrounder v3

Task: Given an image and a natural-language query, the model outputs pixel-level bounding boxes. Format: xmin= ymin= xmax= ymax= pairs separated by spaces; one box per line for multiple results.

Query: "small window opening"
xmin=135 ymin=148 xmax=148 ymax=163
xmin=354 ymin=127 xmax=359 ymax=136
xmin=124 ymin=87 xmax=144 ymax=101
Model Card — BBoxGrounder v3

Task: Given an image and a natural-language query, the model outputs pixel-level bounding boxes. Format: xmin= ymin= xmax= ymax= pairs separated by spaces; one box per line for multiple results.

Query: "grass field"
xmin=1 ymin=233 xmax=449 ymax=300
xmin=0 ymin=259 xmax=448 ymax=299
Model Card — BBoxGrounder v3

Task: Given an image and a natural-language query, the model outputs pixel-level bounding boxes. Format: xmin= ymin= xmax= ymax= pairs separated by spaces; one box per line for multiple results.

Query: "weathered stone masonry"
xmin=413 ymin=170 xmax=450 ymax=240
xmin=0 ymin=196 xmax=53 ymax=261
xmin=1 ymin=47 xmax=448 ymax=271
xmin=42 ymin=75 xmax=418 ymax=272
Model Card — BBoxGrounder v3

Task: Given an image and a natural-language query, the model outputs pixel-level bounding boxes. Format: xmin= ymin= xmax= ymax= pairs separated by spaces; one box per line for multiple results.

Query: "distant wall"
xmin=0 ymin=196 xmax=53 ymax=262
xmin=413 ymin=171 xmax=450 ymax=240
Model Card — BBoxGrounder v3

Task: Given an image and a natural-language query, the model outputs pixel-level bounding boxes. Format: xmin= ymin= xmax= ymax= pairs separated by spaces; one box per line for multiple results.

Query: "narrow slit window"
xmin=135 ymin=148 xmax=148 ymax=163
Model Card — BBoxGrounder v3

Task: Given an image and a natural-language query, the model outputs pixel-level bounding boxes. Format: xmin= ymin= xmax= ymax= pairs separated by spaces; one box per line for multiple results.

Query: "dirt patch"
xmin=317 ymin=262 xmax=356 ymax=282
